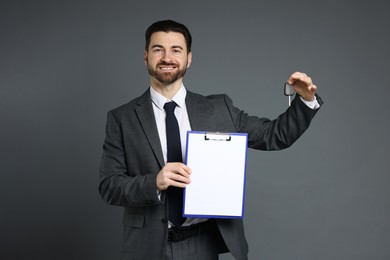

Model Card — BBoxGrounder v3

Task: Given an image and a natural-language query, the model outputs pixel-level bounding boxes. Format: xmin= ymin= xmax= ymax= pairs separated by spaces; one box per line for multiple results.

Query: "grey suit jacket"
xmin=99 ymin=89 xmax=322 ymax=260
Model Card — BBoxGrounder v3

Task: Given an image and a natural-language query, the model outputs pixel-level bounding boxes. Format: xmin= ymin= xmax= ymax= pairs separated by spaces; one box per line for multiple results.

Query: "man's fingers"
xmin=157 ymin=163 xmax=192 ymax=190
xmin=167 ymin=180 xmax=188 ymax=189
xmin=309 ymin=84 xmax=317 ymax=93
xmin=165 ymin=162 xmax=192 ymax=176
xmin=286 ymin=72 xmax=317 ymax=102
xmin=160 ymin=173 xmax=190 ymax=190
xmin=288 ymin=72 xmax=312 ymax=85
xmin=171 ymin=171 xmax=191 ymax=183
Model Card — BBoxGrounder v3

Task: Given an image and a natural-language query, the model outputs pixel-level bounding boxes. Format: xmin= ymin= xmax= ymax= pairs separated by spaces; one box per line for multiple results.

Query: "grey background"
xmin=1 ymin=0 xmax=389 ymax=259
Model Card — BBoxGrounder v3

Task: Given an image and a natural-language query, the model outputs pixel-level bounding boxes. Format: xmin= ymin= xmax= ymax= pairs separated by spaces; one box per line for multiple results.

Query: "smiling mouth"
xmin=158 ymin=66 xmax=177 ymax=71
xmin=157 ymin=62 xmax=178 ymax=71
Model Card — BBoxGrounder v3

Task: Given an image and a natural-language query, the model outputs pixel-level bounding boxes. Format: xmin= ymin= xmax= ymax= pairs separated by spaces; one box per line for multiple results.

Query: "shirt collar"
xmin=150 ymin=84 xmax=187 ymax=110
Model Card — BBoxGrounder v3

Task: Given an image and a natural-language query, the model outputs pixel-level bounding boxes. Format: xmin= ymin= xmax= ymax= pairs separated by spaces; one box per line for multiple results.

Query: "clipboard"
xmin=183 ymin=131 xmax=248 ymax=218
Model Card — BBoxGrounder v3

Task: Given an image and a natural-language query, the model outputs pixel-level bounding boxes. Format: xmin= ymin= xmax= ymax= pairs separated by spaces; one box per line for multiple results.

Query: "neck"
xmin=150 ymin=79 xmax=183 ymax=100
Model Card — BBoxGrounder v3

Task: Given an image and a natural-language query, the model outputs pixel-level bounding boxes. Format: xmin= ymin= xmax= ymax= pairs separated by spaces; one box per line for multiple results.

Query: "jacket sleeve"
xmin=225 ymin=94 xmax=323 ymax=150
xmin=98 ymin=110 xmax=163 ymax=208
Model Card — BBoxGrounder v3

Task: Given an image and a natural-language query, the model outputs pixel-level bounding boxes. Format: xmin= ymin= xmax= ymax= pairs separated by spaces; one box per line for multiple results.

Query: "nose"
xmin=161 ymin=51 xmax=173 ymax=63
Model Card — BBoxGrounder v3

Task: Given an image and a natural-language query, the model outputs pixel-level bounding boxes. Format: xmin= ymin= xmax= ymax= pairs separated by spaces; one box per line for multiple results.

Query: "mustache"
xmin=157 ymin=61 xmax=178 ymax=66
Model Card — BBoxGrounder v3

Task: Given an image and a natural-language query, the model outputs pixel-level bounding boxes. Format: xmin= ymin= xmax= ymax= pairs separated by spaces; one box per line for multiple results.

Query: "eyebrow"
xmin=151 ymin=44 xmax=184 ymax=50
xmin=171 ymin=45 xmax=184 ymax=50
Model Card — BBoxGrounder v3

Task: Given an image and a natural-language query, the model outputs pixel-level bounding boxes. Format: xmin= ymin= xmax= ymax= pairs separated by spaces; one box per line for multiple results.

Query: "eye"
xmin=172 ymin=48 xmax=182 ymax=54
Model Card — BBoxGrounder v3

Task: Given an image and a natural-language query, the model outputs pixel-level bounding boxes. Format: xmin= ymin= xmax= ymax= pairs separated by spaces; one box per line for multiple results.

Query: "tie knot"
xmin=164 ymin=101 xmax=177 ymax=113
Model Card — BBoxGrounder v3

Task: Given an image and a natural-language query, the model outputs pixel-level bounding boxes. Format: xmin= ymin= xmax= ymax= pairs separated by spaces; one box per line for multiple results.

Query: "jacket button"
xmin=161 ymin=217 xmax=168 ymax=223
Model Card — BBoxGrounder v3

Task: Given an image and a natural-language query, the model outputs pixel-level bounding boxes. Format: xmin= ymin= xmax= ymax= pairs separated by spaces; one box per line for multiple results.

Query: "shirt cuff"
xmin=300 ymin=96 xmax=320 ymax=110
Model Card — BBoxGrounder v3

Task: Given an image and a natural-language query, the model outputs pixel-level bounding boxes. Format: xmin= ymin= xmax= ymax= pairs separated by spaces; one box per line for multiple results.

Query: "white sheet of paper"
xmin=183 ymin=131 xmax=248 ymax=218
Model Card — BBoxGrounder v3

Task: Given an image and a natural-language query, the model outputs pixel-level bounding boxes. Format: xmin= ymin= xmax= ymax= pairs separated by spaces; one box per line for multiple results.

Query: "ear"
xmin=144 ymin=50 xmax=148 ymax=65
xmin=187 ymin=52 xmax=192 ymax=68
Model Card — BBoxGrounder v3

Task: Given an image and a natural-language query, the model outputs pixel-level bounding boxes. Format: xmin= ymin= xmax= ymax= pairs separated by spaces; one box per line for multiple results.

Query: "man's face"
xmin=144 ymin=32 xmax=192 ymax=86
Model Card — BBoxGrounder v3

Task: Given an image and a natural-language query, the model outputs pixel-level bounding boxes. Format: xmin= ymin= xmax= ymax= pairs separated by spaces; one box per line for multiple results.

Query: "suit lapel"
xmin=186 ymin=91 xmax=213 ymax=131
xmin=133 ymin=89 xmax=214 ymax=168
xmin=134 ymin=90 xmax=165 ymax=168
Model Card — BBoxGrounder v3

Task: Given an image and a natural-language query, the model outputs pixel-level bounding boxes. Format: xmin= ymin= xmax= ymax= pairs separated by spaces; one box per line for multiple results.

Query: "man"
xmin=99 ymin=20 xmax=322 ymax=260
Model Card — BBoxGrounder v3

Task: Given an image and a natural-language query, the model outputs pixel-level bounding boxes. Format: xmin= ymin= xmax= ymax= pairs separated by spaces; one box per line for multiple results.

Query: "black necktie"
xmin=164 ymin=101 xmax=186 ymax=226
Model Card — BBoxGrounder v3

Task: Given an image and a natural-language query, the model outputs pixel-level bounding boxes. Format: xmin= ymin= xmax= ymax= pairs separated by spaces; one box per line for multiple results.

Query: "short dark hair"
xmin=145 ymin=20 xmax=192 ymax=53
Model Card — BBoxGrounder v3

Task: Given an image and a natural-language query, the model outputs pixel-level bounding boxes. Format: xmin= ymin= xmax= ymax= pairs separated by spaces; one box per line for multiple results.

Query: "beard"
xmin=147 ymin=61 xmax=188 ymax=85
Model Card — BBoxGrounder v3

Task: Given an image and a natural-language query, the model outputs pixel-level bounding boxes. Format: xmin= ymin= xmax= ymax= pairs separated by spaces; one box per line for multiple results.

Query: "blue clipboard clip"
xmin=204 ymin=132 xmax=232 ymax=141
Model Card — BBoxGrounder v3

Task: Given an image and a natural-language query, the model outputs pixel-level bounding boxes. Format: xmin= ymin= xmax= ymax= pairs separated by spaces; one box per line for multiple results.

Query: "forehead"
xmin=149 ymin=31 xmax=187 ymax=50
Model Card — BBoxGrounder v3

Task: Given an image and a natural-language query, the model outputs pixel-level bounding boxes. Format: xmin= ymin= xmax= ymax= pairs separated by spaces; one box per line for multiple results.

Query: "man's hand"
xmin=156 ymin=163 xmax=192 ymax=191
xmin=287 ymin=72 xmax=317 ymax=101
